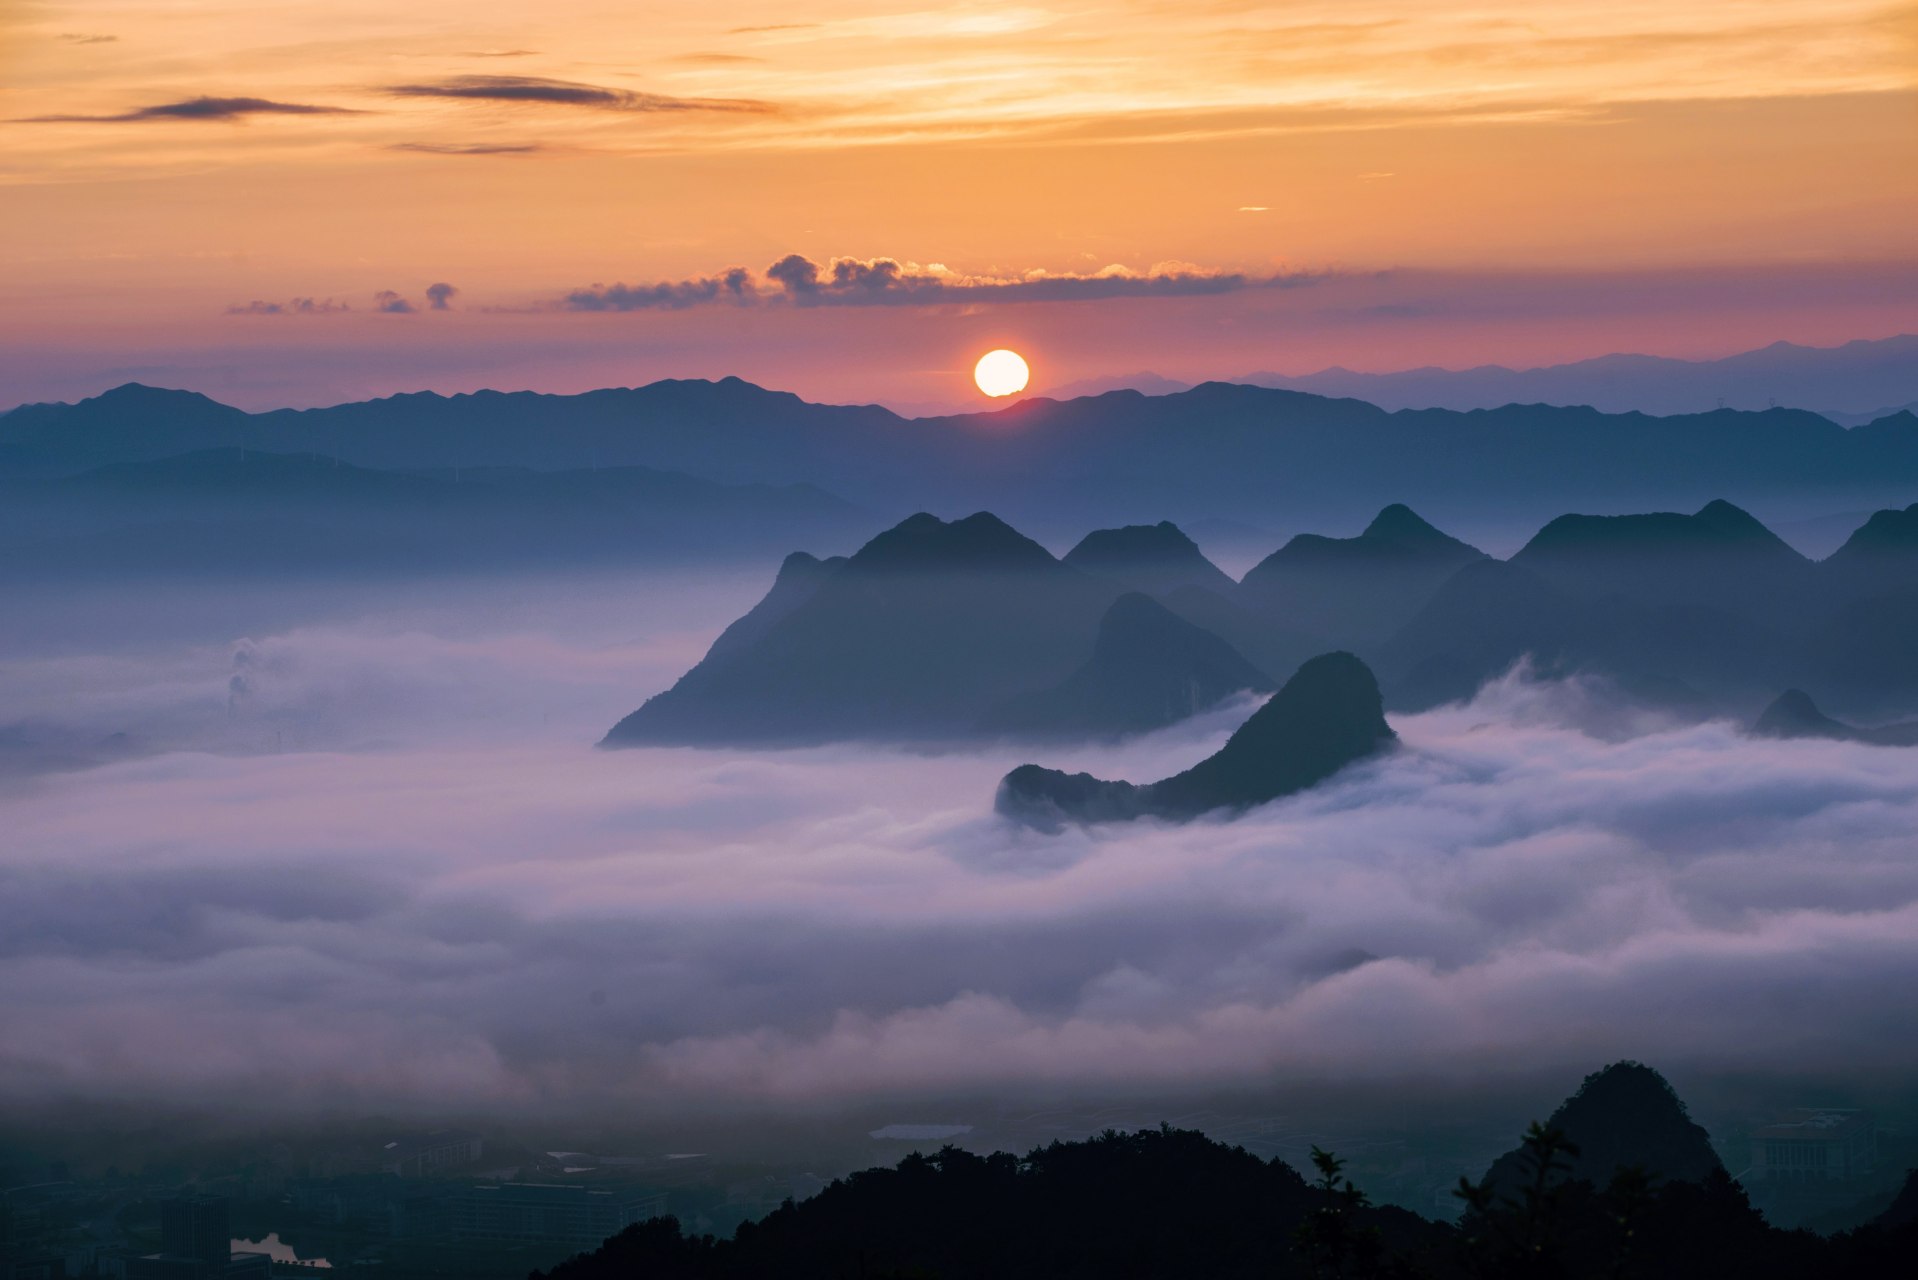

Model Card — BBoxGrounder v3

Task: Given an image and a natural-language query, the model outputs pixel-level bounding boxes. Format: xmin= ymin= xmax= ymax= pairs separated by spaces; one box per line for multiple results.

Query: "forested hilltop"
xmin=533 ymin=1064 xmax=1916 ymax=1280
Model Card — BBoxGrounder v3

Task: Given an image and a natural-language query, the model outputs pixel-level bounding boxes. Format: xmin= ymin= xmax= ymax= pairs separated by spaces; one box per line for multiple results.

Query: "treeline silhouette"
xmin=531 ymin=1065 xmax=1916 ymax=1280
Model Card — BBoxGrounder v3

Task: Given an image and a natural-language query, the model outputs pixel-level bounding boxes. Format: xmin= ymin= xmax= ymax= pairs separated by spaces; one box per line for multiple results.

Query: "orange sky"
xmin=2 ymin=1 xmax=1915 ymax=409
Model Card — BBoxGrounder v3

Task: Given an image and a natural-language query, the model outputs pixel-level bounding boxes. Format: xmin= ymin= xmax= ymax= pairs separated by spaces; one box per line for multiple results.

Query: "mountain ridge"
xmin=9 ymin=377 xmax=1918 ymax=543
xmin=996 ymin=651 xmax=1396 ymax=826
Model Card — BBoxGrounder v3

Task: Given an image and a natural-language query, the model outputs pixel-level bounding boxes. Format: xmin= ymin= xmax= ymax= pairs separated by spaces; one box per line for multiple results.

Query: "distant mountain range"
xmin=0 ymin=446 xmax=869 ymax=578
xmin=1050 ymin=333 xmax=1918 ymax=418
xmin=8 ymin=377 xmax=1918 ymax=541
xmin=605 ymin=495 xmax=1918 ymax=756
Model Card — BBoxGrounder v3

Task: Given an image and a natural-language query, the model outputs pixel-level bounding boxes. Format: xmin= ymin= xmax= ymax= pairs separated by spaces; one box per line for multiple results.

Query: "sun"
xmin=973 ymin=348 xmax=1030 ymax=398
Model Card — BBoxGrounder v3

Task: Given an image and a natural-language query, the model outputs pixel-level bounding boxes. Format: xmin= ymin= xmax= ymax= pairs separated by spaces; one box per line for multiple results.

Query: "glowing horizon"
xmin=2 ymin=1 xmax=1914 ymax=408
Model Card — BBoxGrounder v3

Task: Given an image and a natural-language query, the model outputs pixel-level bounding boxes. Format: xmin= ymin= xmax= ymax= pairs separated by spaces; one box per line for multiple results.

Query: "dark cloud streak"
xmin=226 ymin=298 xmax=350 ymax=316
xmin=389 ymin=141 xmax=545 ymax=156
xmin=226 ymin=287 xmax=456 ymax=316
xmin=563 ymin=269 xmax=757 ymax=312
xmin=385 ymin=75 xmax=771 ymax=113
xmin=18 ymin=95 xmax=359 ymax=123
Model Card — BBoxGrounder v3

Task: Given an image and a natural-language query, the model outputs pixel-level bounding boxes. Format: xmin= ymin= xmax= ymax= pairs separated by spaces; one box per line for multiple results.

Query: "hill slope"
xmin=996 ymin=652 xmax=1394 ymax=825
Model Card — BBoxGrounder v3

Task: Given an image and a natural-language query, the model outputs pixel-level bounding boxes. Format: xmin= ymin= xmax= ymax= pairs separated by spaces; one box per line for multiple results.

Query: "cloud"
xmin=57 ymin=33 xmax=117 ymax=45
xmin=225 ymin=297 xmax=350 ymax=316
xmin=384 ymin=75 xmax=771 ymax=114
xmin=562 ymin=268 xmax=757 ymax=312
xmin=17 ymin=96 xmax=360 ymax=123
xmin=562 ymin=254 xmax=1324 ymax=312
xmin=226 ymin=291 xmax=437 ymax=317
xmin=4 ymin=579 xmax=1918 ymax=1123
xmin=389 ymin=141 xmax=544 ymax=156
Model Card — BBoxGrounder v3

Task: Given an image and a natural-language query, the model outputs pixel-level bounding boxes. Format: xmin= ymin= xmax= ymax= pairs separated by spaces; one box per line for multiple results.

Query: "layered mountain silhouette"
xmin=598 ymin=495 xmax=1918 ymax=750
xmin=1510 ymin=499 xmax=1809 ymax=597
xmin=1240 ymin=332 xmax=1918 ymax=416
xmin=1061 ymin=521 xmax=1238 ymax=598
xmin=699 ymin=551 xmax=847 ymax=666
xmin=996 ymin=652 xmax=1394 ymax=826
xmin=979 ymin=592 xmax=1273 ymax=740
xmin=1238 ymin=503 xmax=1486 ymax=647
xmin=1823 ymin=500 xmax=1918 ymax=585
xmin=12 ymin=377 xmax=1918 ymax=538
xmin=0 ymin=447 xmax=868 ymax=577
xmin=1380 ymin=500 xmax=1818 ymax=709
xmin=602 ymin=513 xmax=1123 ymax=745
xmin=1751 ymin=689 xmax=1918 ymax=746
xmin=1376 ymin=559 xmax=1595 ymax=710
xmin=1156 ymin=582 xmax=1324 ymax=687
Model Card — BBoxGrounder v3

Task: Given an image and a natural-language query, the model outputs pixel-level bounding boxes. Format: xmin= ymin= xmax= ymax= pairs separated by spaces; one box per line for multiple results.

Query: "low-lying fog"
xmin=4 ymin=571 xmax=1917 ymax=1127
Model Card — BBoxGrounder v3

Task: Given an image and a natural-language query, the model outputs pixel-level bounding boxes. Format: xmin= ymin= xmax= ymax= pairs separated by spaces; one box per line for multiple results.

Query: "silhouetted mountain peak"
xmin=848 ymin=511 xmax=1057 ymax=573
xmin=1693 ymin=498 xmax=1787 ymax=542
xmin=88 ymin=382 xmax=235 ymax=414
xmin=1362 ymin=502 xmax=1456 ymax=546
xmin=1259 ymin=508 xmax=1484 ymax=569
xmin=774 ymin=549 xmax=829 ymax=585
xmin=1754 ymin=689 xmax=1850 ymax=740
xmin=603 ymin=511 xmax=1116 ymax=746
xmin=1828 ymin=502 xmax=1918 ymax=563
xmin=1479 ymin=1061 xmax=1723 ymax=1198
xmin=693 ymin=551 xmax=850 ymax=671
xmin=1236 ymin=509 xmax=1485 ymax=649
xmin=1751 ymin=689 xmax=1918 ymax=746
xmin=1068 ymin=520 xmax=1200 ymax=563
xmin=997 ymin=651 xmax=1394 ymax=825
xmin=1517 ymin=501 xmax=1805 ymax=564
xmin=1063 ymin=521 xmax=1236 ymax=596
xmin=1170 ymin=651 xmax=1391 ymax=789
xmin=1558 ymin=1061 xmax=1697 ymax=1126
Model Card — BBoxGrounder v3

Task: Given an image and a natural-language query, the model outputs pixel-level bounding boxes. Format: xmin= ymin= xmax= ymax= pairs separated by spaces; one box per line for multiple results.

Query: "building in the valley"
xmin=161 ymin=1194 xmax=229 ymax=1273
xmin=1748 ymin=1109 xmax=1876 ymax=1184
xmin=379 ymin=1131 xmax=484 ymax=1178
xmin=121 ymin=1194 xmax=275 ymax=1280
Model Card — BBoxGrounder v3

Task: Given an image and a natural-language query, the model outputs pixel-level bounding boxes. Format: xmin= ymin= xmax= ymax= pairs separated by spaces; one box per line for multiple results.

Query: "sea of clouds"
xmin=3 ymin=573 xmax=1917 ymax=1119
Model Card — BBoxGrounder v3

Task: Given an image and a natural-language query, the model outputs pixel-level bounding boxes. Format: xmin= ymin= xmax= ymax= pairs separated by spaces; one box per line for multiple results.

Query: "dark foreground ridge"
xmin=995 ymin=651 xmax=1394 ymax=826
xmin=531 ymin=1060 xmax=1918 ymax=1280
xmin=1475 ymin=1062 xmax=1723 ymax=1201
xmin=1752 ymin=689 xmax=1918 ymax=746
